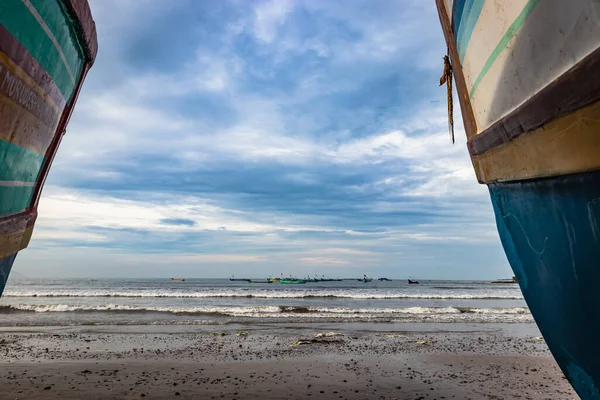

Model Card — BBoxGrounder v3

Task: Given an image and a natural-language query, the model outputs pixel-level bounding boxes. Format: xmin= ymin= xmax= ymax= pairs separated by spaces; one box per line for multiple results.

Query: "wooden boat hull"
xmin=489 ymin=170 xmax=600 ymax=398
xmin=435 ymin=1 xmax=600 ymax=397
xmin=0 ymin=0 xmax=97 ymax=295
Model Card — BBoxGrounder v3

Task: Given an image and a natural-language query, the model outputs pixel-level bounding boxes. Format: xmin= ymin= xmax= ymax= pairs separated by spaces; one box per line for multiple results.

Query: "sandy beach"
xmin=0 ymin=323 xmax=576 ymax=399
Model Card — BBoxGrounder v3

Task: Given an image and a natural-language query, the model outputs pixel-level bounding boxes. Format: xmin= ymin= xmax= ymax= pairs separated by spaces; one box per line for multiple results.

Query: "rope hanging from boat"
xmin=439 ymin=54 xmax=454 ymax=144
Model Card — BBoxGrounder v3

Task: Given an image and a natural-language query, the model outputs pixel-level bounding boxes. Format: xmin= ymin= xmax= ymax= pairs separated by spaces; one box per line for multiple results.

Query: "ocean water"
xmin=0 ymin=278 xmax=530 ymax=326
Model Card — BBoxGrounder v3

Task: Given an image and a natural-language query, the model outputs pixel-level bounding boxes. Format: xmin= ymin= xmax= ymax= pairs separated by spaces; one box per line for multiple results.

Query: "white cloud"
xmin=33 ymin=187 xmax=369 ymax=241
xmin=299 ymin=257 xmax=350 ymax=265
xmin=16 ymin=0 xmax=510 ymax=279
xmin=125 ymin=253 xmax=268 ymax=264
xmin=315 ymin=248 xmax=374 ymax=255
xmin=31 ymin=228 xmax=108 ymax=243
xmin=252 ymin=0 xmax=294 ymax=43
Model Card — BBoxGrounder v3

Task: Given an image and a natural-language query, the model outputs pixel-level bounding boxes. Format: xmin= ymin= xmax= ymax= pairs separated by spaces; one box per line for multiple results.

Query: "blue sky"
xmin=15 ymin=0 xmax=511 ymax=279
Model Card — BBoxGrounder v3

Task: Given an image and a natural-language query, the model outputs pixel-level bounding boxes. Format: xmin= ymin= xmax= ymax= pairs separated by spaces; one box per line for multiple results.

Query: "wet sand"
xmin=0 ymin=323 xmax=576 ymax=399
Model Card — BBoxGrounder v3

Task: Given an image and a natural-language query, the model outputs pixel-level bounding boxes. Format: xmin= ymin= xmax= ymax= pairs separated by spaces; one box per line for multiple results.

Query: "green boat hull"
xmin=0 ymin=0 xmax=97 ymax=296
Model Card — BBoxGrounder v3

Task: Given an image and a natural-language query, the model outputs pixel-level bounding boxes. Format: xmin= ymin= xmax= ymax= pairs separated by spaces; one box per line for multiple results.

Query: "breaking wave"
xmin=0 ymin=304 xmax=531 ymax=317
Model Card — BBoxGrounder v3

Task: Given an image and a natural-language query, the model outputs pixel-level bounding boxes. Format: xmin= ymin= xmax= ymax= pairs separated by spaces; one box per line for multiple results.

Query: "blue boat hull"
xmin=0 ymin=252 xmax=17 ymax=296
xmin=489 ymin=170 xmax=600 ymax=398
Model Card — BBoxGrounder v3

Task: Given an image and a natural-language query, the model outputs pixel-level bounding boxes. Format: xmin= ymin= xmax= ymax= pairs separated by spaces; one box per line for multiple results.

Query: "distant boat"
xmin=490 ymin=276 xmax=518 ymax=284
xmin=378 ymin=278 xmax=392 ymax=281
xmin=268 ymin=277 xmax=280 ymax=283
xmin=280 ymin=279 xmax=307 ymax=284
xmin=230 ymin=277 xmax=251 ymax=282
xmin=408 ymin=279 xmax=419 ymax=285
xmin=171 ymin=278 xmax=185 ymax=283
xmin=314 ymin=275 xmax=342 ymax=282
xmin=359 ymin=274 xmax=373 ymax=283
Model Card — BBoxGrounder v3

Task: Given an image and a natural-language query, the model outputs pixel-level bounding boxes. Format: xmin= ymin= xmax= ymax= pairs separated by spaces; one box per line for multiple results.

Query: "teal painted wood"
xmin=0 ymin=185 xmax=36 ymax=215
xmin=0 ymin=0 xmax=84 ymax=99
xmin=0 ymin=140 xmax=45 ymax=183
xmin=489 ymin=170 xmax=600 ymax=399
xmin=451 ymin=0 xmax=467 ymax=34
xmin=30 ymin=0 xmax=85 ymax=75
xmin=452 ymin=0 xmax=485 ymax=61
xmin=0 ymin=138 xmax=43 ymax=216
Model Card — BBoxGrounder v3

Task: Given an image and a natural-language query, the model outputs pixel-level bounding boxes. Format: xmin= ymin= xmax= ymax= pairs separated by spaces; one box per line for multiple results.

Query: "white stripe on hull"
xmin=0 ymin=181 xmax=36 ymax=187
xmin=21 ymin=0 xmax=76 ymax=85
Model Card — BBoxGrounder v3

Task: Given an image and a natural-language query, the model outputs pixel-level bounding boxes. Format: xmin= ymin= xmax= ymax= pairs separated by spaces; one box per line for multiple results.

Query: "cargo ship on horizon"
xmin=434 ymin=0 xmax=600 ymax=398
xmin=0 ymin=0 xmax=97 ymax=295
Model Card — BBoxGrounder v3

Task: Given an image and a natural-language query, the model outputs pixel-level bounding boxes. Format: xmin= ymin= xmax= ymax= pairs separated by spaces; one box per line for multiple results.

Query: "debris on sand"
xmin=314 ymin=332 xmax=343 ymax=338
xmin=212 ymin=332 xmax=229 ymax=337
xmin=414 ymin=340 xmax=435 ymax=345
xmin=290 ymin=335 xmax=346 ymax=347
xmin=383 ymin=333 xmax=404 ymax=338
xmin=236 ymin=332 xmax=248 ymax=337
xmin=290 ymin=340 xmax=313 ymax=347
